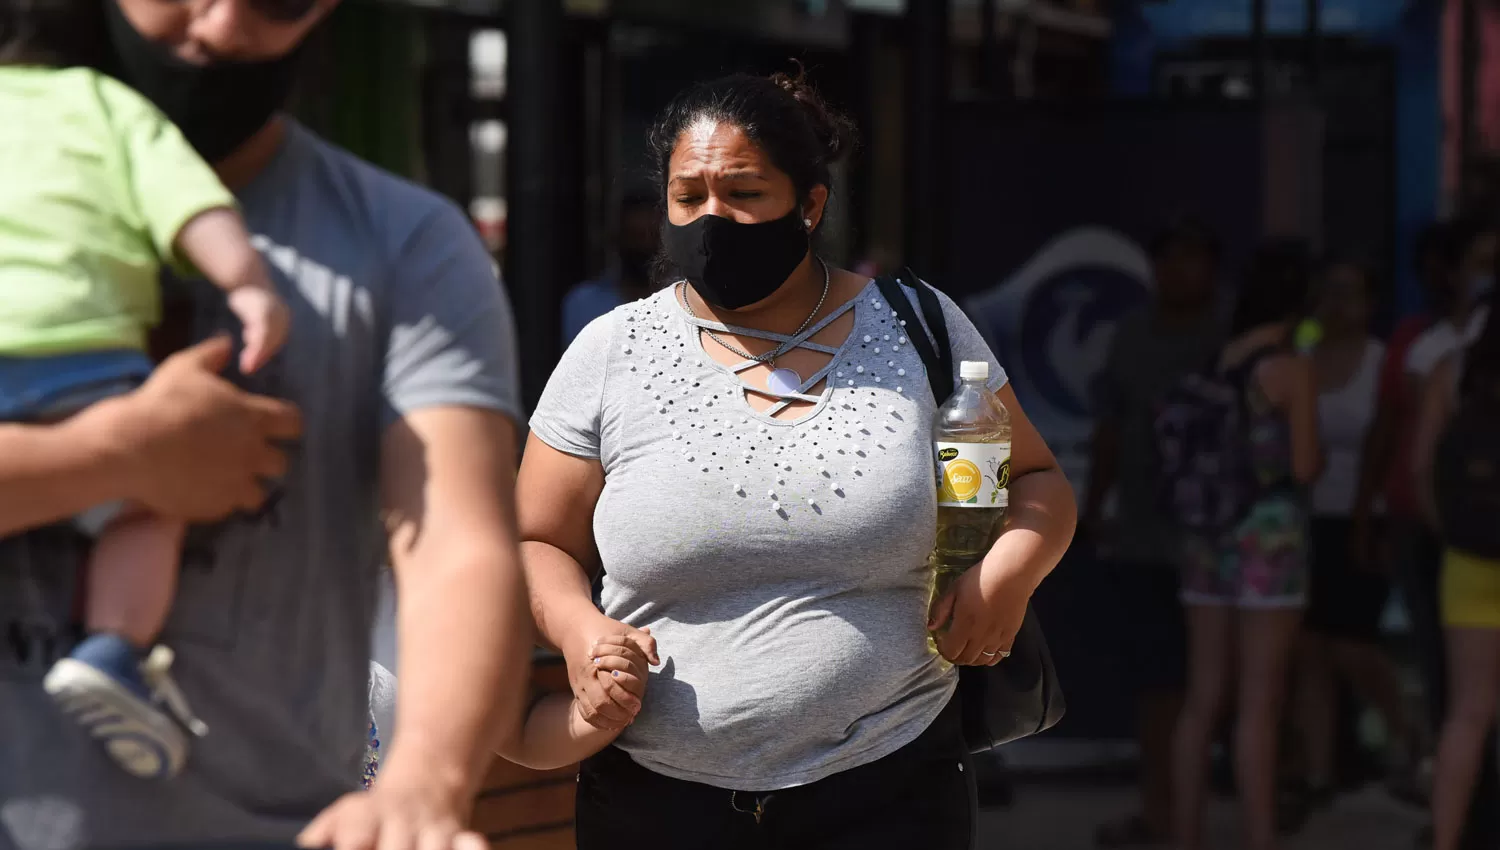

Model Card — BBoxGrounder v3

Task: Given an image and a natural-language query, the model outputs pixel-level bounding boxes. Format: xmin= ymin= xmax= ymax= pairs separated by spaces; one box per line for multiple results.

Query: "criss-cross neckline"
xmin=671 ymin=279 xmax=875 ymax=426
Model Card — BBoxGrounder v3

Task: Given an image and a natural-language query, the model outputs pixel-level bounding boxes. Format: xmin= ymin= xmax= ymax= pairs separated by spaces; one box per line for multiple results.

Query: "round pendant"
xmin=766 ymin=367 xmax=803 ymax=395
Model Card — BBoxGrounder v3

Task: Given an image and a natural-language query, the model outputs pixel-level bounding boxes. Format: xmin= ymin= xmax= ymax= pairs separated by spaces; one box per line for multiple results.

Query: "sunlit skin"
xmin=114 ymin=0 xmax=337 ymax=63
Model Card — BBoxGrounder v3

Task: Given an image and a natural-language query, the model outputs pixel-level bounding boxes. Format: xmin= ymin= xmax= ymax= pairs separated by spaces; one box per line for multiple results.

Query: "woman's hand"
xmin=562 ymin=613 xmax=659 ymax=732
xmin=929 ymin=558 xmax=1034 ymax=667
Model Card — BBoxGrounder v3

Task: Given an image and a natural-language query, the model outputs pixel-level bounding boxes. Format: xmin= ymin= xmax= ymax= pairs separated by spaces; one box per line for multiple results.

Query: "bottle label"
xmin=936 ymin=441 xmax=1010 ymax=508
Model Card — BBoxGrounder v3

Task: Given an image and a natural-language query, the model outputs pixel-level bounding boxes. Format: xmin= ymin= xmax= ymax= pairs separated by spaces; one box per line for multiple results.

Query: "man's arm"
xmin=0 ymin=337 xmax=297 ymax=536
xmin=0 ymin=405 xmax=130 ymax=536
xmin=376 ymin=406 xmax=531 ymax=805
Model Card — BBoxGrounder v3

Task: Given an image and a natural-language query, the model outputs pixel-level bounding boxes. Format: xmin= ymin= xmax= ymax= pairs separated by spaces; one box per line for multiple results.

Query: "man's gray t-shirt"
xmin=529 ymin=282 xmax=1007 ymax=791
xmin=0 ymin=121 xmax=520 ymax=849
xmin=1091 ymin=307 xmax=1220 ymax=563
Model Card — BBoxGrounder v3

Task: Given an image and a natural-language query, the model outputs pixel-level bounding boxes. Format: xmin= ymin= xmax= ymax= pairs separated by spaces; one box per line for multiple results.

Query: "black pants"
xmin=576 ymin=696 xmax=976 ymax=850
xmin=1393 ymin=521 xmax=1500 ymax=849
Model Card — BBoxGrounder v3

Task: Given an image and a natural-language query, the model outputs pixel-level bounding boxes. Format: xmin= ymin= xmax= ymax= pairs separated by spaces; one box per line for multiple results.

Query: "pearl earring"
xmin=804 ymin=218 xmax=814 ymax=228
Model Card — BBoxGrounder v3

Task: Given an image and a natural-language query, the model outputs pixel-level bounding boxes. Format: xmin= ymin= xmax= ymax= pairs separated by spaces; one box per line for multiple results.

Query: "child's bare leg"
xmin=46 ymin=507 xmax=196 ymax=780
xmin=86 ymin=507 xmax=185 ymax=649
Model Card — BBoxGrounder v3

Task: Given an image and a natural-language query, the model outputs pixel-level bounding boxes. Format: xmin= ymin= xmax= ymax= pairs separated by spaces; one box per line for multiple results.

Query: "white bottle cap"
xmin=959 ymin=360 xmax=989 ymax=381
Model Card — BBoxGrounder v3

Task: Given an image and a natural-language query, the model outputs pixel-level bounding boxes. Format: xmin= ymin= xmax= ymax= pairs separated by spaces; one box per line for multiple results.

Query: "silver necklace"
xmin=680 ymin=258 xmax=830 ymax=394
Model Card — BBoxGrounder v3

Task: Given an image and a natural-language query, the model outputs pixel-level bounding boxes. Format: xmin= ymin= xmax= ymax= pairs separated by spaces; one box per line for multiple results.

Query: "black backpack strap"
xmin=874 ymin=268 xmax=954 ymax=404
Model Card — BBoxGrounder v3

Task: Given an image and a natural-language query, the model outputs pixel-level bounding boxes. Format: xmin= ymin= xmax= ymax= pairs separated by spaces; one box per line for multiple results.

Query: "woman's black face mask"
xmin=663 ymin=209 xmax=809 ymax=310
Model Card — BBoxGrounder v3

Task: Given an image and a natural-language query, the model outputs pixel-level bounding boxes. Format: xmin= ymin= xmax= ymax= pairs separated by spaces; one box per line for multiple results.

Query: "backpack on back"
xmin=1435 ymin=325 xmax=1500 ymax=559
xmin=1151 ymin=346 xmax=1275 ymax=534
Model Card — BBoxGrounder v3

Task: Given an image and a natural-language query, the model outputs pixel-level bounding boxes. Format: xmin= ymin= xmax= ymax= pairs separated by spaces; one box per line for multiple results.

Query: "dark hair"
xmin=1317 ymin=255 xmax=1378 ymax=295
xmin=647 ymin=68 xmax=858 ymax=226
xmin=0 ymin=0 xmax=106 ymax=68
xmin=1147 ymin=215 xmax=1221 ymax=264
xmin=1231 ymin=237 xmax=1313 ymax=335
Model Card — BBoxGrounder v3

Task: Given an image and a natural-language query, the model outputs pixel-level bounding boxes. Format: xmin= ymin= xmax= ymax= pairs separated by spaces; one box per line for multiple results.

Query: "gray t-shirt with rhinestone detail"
xmin=529 ymin=281 xmax=1007 ymax=791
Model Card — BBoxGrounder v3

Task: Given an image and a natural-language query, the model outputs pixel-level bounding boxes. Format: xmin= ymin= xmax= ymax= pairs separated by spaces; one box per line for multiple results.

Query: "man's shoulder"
xmin=279 ymin=123 xmax=473 ymax=247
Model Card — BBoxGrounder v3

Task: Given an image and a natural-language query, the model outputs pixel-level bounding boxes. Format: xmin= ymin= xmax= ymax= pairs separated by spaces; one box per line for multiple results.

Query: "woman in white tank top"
xmin=1294 ymin=261 xmax=1422 ymax=808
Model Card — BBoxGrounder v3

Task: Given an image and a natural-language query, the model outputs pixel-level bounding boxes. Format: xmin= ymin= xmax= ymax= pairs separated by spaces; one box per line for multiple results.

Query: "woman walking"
xmin=1414 ymin=301 xmax=1500 ymax=850
xmin=516 ymin=71 xmax=1075 ymax=849
xmin=1171 ymin=242 xmax=1323 ymax=850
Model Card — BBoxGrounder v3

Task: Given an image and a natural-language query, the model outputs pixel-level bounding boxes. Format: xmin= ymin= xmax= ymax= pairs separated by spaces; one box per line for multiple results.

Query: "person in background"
xmin=1171 ymin=240 xmax=1322 ymax=850
xmin=1355 ymin=217 xmax=1498 ymax=847
xmin=1413 ymin=302 xmax=1500 ymax=850
xmin=1088 ymin=217 xmax=1223 ymax=848
xmin=1295 ymin=259 xmax=1421 ymax=810
xmin=561 ymin=192 xmax=663 ymax=346
xmin=1 ymin=3 xmax=533 ymax=849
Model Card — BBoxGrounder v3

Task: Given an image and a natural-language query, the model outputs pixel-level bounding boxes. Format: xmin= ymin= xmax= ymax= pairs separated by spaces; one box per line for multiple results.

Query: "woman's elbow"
xmin=1016 ymin=467 xmax=1078 ymax=539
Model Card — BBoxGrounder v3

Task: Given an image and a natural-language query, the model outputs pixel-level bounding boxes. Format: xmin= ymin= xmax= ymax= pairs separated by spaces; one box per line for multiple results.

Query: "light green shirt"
xmin=0 ymin=66 xmax=235 ymax=356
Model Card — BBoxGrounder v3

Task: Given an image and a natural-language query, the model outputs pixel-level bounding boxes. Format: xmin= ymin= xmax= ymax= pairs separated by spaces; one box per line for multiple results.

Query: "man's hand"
xmin=111 ymin=335 xmax=301 ymax=521
xmin=929 ymin=557 xmax=1034 ymax=667
xmin=563 ymin=614 xmax=659 ymax=732
xmin=297 ymin=779 xmax=484 ymax=850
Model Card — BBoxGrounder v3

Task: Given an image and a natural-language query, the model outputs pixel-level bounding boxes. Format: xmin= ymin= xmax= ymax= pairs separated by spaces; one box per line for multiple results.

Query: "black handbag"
xmin=874 ymin=270 xmax=1066 ymax=752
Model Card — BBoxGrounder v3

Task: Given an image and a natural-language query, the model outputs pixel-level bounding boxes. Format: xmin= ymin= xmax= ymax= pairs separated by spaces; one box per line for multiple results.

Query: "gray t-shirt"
xmin=0 ymin=121 xmax=520 ymax=849
xmin=1091 ymin=307 xmax=1221 ymax=563
xmin=529 ymin=282 xmax=1007 ymax=792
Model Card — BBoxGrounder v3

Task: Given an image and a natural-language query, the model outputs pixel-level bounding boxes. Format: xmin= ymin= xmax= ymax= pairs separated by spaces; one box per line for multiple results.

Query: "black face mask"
xmin=104 ymin=1 xmax=303 ymax=163
xmin=664 ymin=209 xmax=809 ymax=310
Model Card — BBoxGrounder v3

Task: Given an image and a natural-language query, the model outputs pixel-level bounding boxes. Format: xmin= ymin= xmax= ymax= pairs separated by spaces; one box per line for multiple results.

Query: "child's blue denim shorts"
xmin=0 ymin=350 xmax=155 ymax=533
xmin=0 ymin=349 xmax=154 ymax=422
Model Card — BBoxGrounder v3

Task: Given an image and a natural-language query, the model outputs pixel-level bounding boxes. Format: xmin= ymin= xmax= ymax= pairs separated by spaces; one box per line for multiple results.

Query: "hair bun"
xmin=769 ymin=66 xmax=859 ymax=166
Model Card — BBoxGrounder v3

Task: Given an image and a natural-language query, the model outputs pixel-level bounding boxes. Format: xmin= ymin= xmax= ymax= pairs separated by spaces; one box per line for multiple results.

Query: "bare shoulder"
xmin=830 ymin=266 xmax=876 ymax=301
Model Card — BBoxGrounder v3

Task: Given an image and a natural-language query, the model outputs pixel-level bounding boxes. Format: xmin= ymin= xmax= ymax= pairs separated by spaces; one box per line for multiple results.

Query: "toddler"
xmin=0 ymin=12 xmax=288 ymax=779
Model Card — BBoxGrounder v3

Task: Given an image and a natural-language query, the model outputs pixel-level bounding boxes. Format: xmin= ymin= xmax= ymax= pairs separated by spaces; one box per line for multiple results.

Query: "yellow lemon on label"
xmin=943 ymin=459 xmax=983 ymax=502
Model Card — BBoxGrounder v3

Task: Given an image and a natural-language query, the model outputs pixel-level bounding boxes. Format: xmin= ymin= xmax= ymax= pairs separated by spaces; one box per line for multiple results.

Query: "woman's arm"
xmin=1277 ymin=353 xmax=1324 ymax=485
xmin=1413 ymin=356 xmax=1458 ymax=530
xmin=495 ymin=643 xmax=650 ymax=771
xmin=933 ymin=384 xmax=1077 ymax=666
xmin=517 ymin=434 xmax=658 ymax=732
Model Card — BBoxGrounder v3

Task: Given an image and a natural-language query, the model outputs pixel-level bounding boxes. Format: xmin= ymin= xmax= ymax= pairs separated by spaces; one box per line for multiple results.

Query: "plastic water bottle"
xmin=929 ymin=360 xmax=1011 ymax=642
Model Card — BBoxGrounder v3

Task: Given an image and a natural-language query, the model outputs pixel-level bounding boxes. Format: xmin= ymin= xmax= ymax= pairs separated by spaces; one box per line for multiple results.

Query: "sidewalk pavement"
xmin=977 ymin=781 xmax=1426 ymax=849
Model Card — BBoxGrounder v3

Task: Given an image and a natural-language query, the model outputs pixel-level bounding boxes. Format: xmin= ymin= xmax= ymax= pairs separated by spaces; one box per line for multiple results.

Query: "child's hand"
xmin=228 ymin=284 xmax=291 ymax=375
xmin=591 ymin=626 xmax=653 ymax=705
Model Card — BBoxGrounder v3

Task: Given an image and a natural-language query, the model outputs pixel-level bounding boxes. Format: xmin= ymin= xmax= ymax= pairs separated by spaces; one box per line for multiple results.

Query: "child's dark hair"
xmin=0 ymin=0 xmax=107 ymax=68
xmin=646 ymin=66 xmax=859 ymax=230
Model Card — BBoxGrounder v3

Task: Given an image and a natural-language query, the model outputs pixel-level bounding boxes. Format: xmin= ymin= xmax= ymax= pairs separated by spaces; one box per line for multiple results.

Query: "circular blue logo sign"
xmin=1016 ymin=265 xmax=1148 ymax=418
